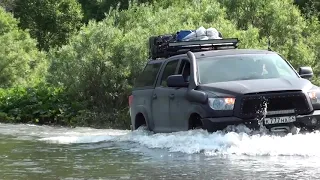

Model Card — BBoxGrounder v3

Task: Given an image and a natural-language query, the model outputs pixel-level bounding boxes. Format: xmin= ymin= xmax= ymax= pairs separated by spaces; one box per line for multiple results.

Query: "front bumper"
xmin=202 ymin=110 xmax=320 ymax=132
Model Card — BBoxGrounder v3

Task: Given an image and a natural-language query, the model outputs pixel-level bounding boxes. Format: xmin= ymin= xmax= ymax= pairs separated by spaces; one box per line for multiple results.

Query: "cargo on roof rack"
xmin=148 ymin=36 xmax=239 ymax=60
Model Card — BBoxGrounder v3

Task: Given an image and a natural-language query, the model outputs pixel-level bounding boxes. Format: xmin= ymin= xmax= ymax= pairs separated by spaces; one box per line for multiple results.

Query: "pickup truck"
xmin=129 ymin=36 xmax=320 ymax=134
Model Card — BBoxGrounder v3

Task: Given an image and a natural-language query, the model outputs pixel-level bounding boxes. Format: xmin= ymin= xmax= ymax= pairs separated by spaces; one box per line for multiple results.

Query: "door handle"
xmin=153 ymin=94 xmax=157 ymax=99
xmin=169 ymin=94 xmax=175 ymax=99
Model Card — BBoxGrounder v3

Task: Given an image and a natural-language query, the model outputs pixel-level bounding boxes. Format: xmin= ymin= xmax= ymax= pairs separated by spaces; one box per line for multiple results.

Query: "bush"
xmin=0 ymin=84 xmax=84 ymax=126
xmin=0 ymin=83 xmax=130 ymax=128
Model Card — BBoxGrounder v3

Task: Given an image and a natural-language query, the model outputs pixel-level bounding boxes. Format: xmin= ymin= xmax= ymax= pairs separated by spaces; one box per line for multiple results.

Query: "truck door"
xmin=151 ymin=58 xmax=179 ymax=133
xmin=170 ymin=51 xmax=200 ymax=131
xmin=170 ymin=59 xmax=191 ymax=131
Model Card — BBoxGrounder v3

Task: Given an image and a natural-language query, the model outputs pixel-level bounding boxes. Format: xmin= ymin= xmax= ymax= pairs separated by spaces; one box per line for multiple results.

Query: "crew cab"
xmin=129 ymin=36 xmax=320 ymax=133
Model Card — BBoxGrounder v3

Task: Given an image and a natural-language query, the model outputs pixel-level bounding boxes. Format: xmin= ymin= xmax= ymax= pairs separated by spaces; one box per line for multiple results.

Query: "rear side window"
xmin=134 ymin=62 xmax=162 ymax=88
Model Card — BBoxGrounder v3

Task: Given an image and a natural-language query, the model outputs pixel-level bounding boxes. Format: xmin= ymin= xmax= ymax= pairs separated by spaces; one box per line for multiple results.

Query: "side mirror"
xmin=298 ymin=66 xmax=313 ymax=79
xmin=167 ymin=75 xmax=189 ymax=88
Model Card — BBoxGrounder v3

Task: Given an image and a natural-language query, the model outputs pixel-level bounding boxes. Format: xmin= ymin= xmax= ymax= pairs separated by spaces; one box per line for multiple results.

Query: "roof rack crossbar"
xmin=149 ymin=37 xmax=239 ymax=60
xmin=168 ymin=38 xmax=238 ymax=47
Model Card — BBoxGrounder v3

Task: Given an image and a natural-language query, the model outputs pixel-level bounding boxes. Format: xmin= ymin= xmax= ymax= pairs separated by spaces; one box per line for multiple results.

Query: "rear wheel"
xmin=189 ymin=113 xmax=203 ymax=130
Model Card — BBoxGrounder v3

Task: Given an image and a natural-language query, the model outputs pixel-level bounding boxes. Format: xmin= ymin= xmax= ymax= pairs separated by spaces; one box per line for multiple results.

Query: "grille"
xmin=239 ymin=92 xmax=311 ymax=118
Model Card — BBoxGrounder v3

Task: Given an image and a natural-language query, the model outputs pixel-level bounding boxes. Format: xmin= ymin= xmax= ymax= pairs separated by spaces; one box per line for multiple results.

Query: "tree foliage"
xmin=0 ymin=0 xmax=15 ymax=12
xmin=295 ymin=0 xmax=320 ymax=18
xmin=74 ymin=0 xmax=320 ymax=23
xmin=77 ymin=0 xmax=155 ymax=23
xmin=0 ymin=7 xmax=47 ymax=88
xmin=13 ymin=0 xmax=83 ymax=51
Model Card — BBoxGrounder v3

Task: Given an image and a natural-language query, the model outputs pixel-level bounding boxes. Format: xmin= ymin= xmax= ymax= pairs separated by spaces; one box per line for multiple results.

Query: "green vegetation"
xmin=77 ymin=0 xmax=154 ymax=23
xmin=13 ymin=0 xmax=83 ymax=51
xmin=295 ymin=0 xmax=320 ymax=18
xmin=0 ymin=7 xmax=47 ymax=88
xmin=0 ymin=0 xmax=319 ymax=129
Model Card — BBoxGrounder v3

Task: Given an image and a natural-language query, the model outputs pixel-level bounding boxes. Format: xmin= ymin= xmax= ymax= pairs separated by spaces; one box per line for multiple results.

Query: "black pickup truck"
xmin=129 ymin=36 xmax=320 ymax=133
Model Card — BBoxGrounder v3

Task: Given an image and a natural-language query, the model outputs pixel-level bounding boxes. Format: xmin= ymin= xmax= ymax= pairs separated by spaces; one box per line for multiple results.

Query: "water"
xmin=1 ymin=123 xmax=320 ymax=179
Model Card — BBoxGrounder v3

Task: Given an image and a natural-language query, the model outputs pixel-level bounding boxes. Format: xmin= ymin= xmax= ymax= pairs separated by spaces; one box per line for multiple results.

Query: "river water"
xmin=1 ymin=123 xmax=320 ymax=180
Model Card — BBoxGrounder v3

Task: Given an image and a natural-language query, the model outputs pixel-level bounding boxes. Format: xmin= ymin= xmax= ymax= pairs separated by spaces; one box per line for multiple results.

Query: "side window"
xmin=134 ymin=62 xmax=162 ymax=88
xmin=160 ymin=60 xmax=179 ymax=87
xmin=178 ymin=59 xmax=191 ymax=82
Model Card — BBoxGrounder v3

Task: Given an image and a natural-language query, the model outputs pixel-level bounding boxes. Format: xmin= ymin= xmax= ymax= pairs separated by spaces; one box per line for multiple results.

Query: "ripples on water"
xmin=2 ymin=123 xmax=320 ymax=179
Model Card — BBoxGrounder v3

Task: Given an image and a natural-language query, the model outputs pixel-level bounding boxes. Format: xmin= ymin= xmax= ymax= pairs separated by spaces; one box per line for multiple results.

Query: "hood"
xmin=198 ymin=77 xmax=314 ymax=96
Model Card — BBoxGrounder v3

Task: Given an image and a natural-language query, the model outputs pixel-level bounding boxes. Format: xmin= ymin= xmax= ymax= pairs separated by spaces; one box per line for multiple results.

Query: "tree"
xmin=0 ymin=7 xmax=47 ymax=88
xmin=295 ymin=0 xmax=320 ymax=18
xmin=13 ymin=0 xmax=83 ymax=51
xmin=77 ymin=0 xmax=155 ymax=23
xmin=0 ymin=0 xmax=15 ymax=12
xmin=218 ymin=0 xmax=320 ymax=71
xmin=77 ymin=0 xmax=113 ymax=22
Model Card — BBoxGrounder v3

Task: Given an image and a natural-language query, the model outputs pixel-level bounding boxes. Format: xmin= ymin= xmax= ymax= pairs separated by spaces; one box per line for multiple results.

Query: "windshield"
xmin=197 ymin=54 xmax=298 ymax=84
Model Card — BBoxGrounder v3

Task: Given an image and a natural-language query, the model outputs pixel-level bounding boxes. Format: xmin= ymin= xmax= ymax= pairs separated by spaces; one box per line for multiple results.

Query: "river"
xmin=1 ymin=123 xmax=320 ymax=180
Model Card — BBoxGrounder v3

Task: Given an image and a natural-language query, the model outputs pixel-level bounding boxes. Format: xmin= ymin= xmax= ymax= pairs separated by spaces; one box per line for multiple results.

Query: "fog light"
xmin=311 ymin=118 xmax=318 ymax=125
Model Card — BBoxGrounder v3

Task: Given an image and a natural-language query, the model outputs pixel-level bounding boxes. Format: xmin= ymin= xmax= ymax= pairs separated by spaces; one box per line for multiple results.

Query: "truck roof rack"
xmin=149 ymin=36 xmax=239 ymax=60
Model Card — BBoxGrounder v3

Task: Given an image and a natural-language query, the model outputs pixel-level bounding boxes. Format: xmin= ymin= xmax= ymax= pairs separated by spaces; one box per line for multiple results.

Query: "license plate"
xmin=264 ymin=116 xmax=296 ymax=125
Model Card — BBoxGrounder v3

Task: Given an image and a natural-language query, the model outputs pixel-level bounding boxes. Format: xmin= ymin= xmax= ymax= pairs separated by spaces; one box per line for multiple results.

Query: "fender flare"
xmin=187 ymin=104 xmax=207 ymax=122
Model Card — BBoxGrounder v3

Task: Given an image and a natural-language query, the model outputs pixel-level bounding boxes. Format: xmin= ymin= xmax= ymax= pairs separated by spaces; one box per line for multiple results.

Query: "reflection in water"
xmin=0 ymin=123 xmax=320 ymax=179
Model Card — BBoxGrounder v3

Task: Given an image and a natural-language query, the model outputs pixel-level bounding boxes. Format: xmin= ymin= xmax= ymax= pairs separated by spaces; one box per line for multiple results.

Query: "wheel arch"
xmin=187 ymin=104 xmax=207 ymax=129
xmin=135 ymin=113 xmax=147 ymax=129
xmin=132 ymin=106 xmax=151 ymax=130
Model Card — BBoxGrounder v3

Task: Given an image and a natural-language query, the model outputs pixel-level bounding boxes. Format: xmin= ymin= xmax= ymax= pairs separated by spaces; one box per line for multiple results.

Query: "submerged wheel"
xmin=189 ymin=113 xmax=203 ymax=130
xmin=135 ymin=113 xmax=147 ymax=130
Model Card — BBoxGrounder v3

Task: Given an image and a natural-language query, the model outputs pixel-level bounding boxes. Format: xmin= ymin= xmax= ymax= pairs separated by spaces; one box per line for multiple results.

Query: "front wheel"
xmin=189 ymin=114 xmax=203 ymax=130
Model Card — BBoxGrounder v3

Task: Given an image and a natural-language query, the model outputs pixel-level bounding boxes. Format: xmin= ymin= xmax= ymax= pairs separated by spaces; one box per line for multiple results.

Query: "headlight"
xmin=308 ymin=91 xmax=320 ymax=104
xmin=208 ymin=97 xmax=235 ymax=110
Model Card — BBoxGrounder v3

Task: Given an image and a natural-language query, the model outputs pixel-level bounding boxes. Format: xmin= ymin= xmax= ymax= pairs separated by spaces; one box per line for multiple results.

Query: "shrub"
xmin=0 ymin=84 xmax=85 ymax=126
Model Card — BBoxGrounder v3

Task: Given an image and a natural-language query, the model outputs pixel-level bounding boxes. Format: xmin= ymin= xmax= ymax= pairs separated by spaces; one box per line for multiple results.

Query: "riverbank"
xmin=0 ymin=85 xmax=131 ymax=130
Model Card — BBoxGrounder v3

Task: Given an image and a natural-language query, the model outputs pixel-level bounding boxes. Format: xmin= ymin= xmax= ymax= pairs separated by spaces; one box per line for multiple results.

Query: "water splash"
xmin=254 ymin=99 xmax=301 ymax=135
xmin=257 ymin=99 xmax=268 ymax=132
xmin=2 ymin=123 xmax=320 ymax=157
xmin=36 ymin=125 xmax=320 ymax=157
